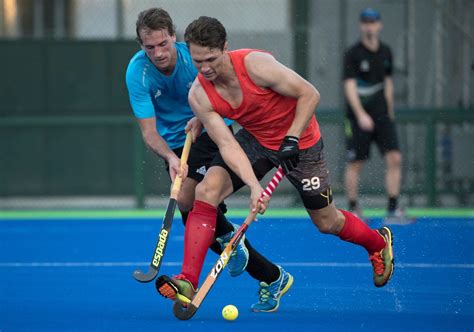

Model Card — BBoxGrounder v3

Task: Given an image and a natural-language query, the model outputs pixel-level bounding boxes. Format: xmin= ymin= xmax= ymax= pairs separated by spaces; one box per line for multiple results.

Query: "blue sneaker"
xmin=216 ymin=223 xmax=249 ymax=277
xmin=251 ymin=266 xmax=293 ymax=312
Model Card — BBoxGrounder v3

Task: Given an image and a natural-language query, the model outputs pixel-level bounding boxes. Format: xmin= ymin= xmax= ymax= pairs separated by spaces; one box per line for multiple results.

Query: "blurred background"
xmin=0 ymin=0 xmax=473 ymax=211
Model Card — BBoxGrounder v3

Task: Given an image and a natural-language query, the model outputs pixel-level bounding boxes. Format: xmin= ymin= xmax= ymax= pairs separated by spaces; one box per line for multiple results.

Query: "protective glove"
xmin=278 ymin=136 xmax=300 ymax=174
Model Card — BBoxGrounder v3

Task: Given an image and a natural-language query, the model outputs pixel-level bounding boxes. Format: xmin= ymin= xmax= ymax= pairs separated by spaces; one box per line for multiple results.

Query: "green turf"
xmin=0 ymin=208 xmax=473 ymax=220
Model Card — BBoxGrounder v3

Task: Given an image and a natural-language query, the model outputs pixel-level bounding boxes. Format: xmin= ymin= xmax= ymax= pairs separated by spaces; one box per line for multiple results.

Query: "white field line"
xmin=0 ymin=262 xmax=472 ymax=269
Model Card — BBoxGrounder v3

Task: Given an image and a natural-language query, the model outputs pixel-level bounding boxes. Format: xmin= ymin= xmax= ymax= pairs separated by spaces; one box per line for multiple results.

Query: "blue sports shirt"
xmin=126 ymin=42 xmax=232 ymax=149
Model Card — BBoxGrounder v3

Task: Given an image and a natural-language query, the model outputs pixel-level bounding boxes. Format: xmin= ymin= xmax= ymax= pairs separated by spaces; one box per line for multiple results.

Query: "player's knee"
xmin=315 ymin=220 xmax=339 ymax=234
xmin=347 ymin=160 xmax=364 ymax=174
xmin=311 ymin=213 xmax=340 ymax=234
xmin=309 ymin=205 xmax=342 ymax=235
xmin=394 ymin=152 xmax=402 ymax=166
xmin=177 ymin=179 xmax=197 ymax=212
xmin=195 ymin=181 xmax=222 ymax=204
xmin=386 ymin=151 xmax=402 ymax=168
xmin=177 ymin=197 xmax=193 ymax=212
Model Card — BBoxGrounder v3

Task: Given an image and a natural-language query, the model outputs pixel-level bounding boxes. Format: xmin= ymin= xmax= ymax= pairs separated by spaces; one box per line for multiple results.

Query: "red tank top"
xmin=197 ymin=49 xmax=320 ymax=150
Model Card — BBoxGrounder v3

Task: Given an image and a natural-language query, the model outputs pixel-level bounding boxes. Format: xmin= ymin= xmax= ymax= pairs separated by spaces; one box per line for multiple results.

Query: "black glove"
xmin=278 ymin=136 xmax=300 ymax=174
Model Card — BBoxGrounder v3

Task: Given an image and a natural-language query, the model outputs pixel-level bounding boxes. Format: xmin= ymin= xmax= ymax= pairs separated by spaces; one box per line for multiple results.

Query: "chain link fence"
xmin=0 ymin=0 xmax=473 ymax=209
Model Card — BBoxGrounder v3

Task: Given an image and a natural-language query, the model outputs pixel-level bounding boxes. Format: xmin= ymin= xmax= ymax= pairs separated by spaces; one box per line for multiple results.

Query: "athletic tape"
xmin=261 ymin=167 xmax=284 ymax=199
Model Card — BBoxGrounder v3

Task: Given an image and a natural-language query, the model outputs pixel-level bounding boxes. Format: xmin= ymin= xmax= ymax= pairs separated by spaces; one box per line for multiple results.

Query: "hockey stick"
xmin=133 ymin=132 xmax=193 ymax=283
xmin=173 ymin=166 xmax=285 ymax=320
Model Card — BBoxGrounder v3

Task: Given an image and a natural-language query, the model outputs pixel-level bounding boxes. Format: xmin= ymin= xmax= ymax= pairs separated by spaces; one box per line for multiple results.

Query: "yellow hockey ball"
xmin=222 ymin=304 xmax=238 ymax=321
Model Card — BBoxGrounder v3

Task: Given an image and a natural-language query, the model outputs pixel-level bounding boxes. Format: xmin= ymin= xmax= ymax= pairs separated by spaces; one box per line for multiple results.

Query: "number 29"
xmin=301 ymin=177 xmax=320 ymax=191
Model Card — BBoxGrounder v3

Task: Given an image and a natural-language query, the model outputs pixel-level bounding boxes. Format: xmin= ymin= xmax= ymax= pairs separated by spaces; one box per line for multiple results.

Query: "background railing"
xmin=1 ymin=110 xmax=472 ymax=209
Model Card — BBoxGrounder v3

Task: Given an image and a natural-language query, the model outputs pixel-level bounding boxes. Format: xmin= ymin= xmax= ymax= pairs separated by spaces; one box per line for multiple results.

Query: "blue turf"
xmin=0 ymin=216 xmax=473 ymax=331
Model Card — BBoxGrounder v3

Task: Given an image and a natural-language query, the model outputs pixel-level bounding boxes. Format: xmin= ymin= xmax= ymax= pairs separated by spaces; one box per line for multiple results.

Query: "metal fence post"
xmin=426 ymin=118 xmax=437 ymax=206
xmin=292 ymin=0 xmax=310 ymax=78
xmin=133 ymin=125 xmax=145 ymax=209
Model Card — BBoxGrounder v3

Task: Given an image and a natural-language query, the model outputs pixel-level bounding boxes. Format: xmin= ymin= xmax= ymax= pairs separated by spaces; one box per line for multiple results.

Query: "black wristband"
xmin=283 ymin=136 xmax=299 ymax=144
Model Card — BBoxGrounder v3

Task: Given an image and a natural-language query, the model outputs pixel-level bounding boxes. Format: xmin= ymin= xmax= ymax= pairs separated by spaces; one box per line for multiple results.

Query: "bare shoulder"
xmin=188 ymin=79 xmax=212 ymax=114
xmin=244 ymin=51 xmax=277 ymax=72
xmin=244 ymin=51 xmax=284 ymax=87
xmin=246 ymin=50 xmax=275 ymax=61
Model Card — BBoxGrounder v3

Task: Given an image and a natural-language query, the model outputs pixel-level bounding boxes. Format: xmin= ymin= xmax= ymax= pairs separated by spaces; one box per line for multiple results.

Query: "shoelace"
xmin=369 ymin=251 xmax=384 ymax=275
xmin=257 ymin=287 xmax=271 ymax=303
xmin=257 ymin=276 xmax=285 ymax=303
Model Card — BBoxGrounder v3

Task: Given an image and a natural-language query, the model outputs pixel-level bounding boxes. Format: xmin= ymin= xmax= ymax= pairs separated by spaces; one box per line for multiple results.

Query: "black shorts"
xmin=211 ymin=129 xmax=333 ymax=210
xmin=171 ymin=130 xmax=227 ymax=183
xmin=345 ymin=115 xmax=400 ymax=162
xmin=169 ymin=129 xmax=232 ymax=214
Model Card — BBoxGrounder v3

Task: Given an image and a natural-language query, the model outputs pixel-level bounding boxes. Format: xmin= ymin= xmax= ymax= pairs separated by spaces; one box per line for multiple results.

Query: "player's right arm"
xmin=343 ymin=79 xmax=374 ymax=132
xmin=126 ymin=62 xmax=184 ymax=180
xmin=137 ymin=117 xmax=184 ymax=180
xmin=188 ymin=81 xmax=267 ymax=213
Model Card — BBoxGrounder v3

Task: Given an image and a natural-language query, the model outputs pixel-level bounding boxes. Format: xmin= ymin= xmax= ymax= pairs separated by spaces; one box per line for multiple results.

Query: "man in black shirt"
xmin=342 ymin=8 xmax=403 ymax=218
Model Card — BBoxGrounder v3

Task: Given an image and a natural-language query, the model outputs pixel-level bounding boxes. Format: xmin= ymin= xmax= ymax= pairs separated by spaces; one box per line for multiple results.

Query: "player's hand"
xmin=168 ymin=155 xmax=188 ymax=181
xmin=250 ymin=184 xmax=267 ymax=214
xmin=185 ymin=117 xmax=203 ymax=142
xmin=278 ymin=136 xmax=300 ymax=174
xmin=357 ymin=113 xmax=374 ymax=132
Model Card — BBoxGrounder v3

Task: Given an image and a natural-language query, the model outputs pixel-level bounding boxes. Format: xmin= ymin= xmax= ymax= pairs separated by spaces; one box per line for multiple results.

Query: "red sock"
xmin=338 ymin=209 xmax=385 ymax=254
xmin=181 ymin=200 xmax=217 ymax=289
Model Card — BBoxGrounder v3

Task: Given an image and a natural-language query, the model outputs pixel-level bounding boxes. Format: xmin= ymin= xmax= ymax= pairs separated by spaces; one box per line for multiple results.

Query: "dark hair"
xmin=135 ymin=8 xmax=175 ymax=44
xmin=184 ymin=16 xmax=227 ymax=50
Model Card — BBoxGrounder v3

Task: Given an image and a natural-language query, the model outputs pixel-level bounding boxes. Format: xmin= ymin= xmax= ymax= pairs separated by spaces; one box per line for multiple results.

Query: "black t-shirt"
xmin=343 ymin=41 xmax=393 ymax=117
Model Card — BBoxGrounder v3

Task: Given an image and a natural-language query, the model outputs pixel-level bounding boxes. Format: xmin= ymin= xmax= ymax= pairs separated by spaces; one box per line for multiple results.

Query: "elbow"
xmin=314 ymin=88 xmax=321 ymax=105
xmin=311 ymin=87 xmax=321 ymax=110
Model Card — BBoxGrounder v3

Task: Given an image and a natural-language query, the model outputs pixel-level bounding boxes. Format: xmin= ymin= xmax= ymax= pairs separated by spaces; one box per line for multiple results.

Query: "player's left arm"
xmin=245 ymin=52 xmax=320 ymax=138
xmin=384 ymin=76 xmax=395 ymax=120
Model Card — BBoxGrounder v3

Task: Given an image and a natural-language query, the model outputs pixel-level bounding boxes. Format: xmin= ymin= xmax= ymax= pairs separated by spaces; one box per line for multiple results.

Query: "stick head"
xmin=132 ymin=268 xmax=158 ymax=283
xmin=173 ymin=301 xmax=197 ymax=320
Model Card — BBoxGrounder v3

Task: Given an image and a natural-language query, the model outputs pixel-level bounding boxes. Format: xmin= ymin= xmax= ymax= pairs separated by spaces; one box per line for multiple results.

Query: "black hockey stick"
xmin=133 ymin=132 xmax=193 ymax=283
xmin=173 ymin=167 xmax=285 ymax=320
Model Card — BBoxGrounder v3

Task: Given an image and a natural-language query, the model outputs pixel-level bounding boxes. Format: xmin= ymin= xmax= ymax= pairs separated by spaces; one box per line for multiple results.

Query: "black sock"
xmin=214 ymin=208 xmax=234 ymax=238
xmin=208 ymin=207 xmax=236 ymax=256
xmin=180 ymin=210 xmax=189 ymax=226
xmin=349 ymin=200 xmax=358 ymax=211
xmin=243 ymin=239 xmax=280 ymax=284
xmin=388 ymin=196 xmax=398 ymax=212
xmin=208 ymin=208 xmax=280 ymax=284
xmin=208 ymin=207 xmax=233 ymax=254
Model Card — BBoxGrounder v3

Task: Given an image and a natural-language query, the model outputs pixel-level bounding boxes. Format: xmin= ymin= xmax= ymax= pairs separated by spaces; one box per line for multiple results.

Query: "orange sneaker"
xmin=369 ymin=226 xmax=394 ymax=287
xmin=155 ymin=274 xmax=196 ymax=305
